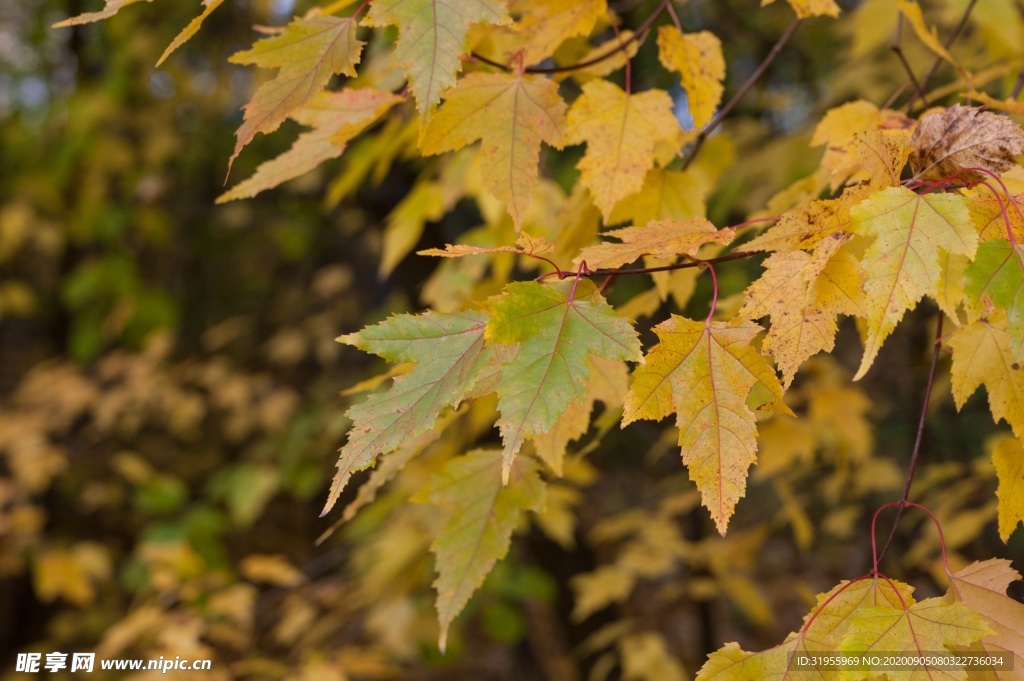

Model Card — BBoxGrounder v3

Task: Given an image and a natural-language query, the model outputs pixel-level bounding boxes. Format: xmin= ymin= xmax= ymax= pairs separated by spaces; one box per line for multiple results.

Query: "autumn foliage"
xmin=4 ymin=0 xmax=1024 ymax=677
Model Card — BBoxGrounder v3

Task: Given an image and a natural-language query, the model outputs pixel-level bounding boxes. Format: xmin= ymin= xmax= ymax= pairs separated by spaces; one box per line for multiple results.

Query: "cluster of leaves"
xmin=23 ymin=0 xmax=1024 ymax=676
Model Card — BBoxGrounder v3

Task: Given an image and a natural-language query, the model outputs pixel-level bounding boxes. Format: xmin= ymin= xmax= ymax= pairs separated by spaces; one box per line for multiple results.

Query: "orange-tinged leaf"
xmin=156 ymin=0 xmax=224 ymax=66
xmin=909 ymin=105 xmax=1024 ymax=181
xmin=849 ymin=187 xmax=975 ymax=380
xmin=420 ymin=72 xmax=567 ymax=229
xmin=746 ymin=184 xmax=872 ymax=253
xmin=623 ymin=316 xmax=790 ymax=534
xmin=567 ymin=80 xmax=681 ymax=219
xmin=964 ymin=186 xmax=1024 ymax=242
xmin=228 ymin=13 xmax=364 ymax=166
xmin=418 ymin=232 xmax=553 ymax=259
xmin=513 ymin=0 xmax=608 ymax=66
xmin=741 ymin=232 xmax=865 ymax=387
xmin=218 ymin=88 xmax=401 ymax=203
xmin=965 ymin=239 xmax=1024 ymax=360
xmin=486 ymin=280 xmax=642 ymax=479
xmin=948 ymin=313 xmax=1024 ymax=440
xmin=323 ymin=311 xmax=494 ymax=514
xmin=839 ymin=597 xmax=990 ymax=680
xmin=761 ymin=0 xmax=840 ymax=19
xmin=420 ymin=449 xmax=546 ymax=652
xmin=991 ymin=437 xmax=1024 ymax=541
xmin=575 ymin=218 xmax=734 ymax=270
xmin=657 ymin=26 xmax=725 ymax=130
xmin=52 ymin=0 xmax=150 ymax=27
xmin=364 ymin=0 xmax=507 ymax=120
xmin=947 ymin=559 xmax=1024 ymax=671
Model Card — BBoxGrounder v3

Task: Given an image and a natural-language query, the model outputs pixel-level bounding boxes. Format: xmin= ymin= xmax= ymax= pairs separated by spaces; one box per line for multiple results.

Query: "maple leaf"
xmin=156 ymin=0 xmax=224 ymax=67
xmin=420 ymin=72 xmax=567 ymax=229
xmin=574 ymin=218 xmax=735 ymax=270
xmin=964 ymin=186 xmax=1024 ymax=242
xmin=992 ymin=437 xmax=1024 ymax=541
xmin=52 ymin=0 xmax=150 ymax=27
xmin=418 ymin=232 xmax=554 ymax=259
xmin=609 ymin=167 xmax=709 ymax=227
xmin=217 ymin=88 xmax=402 ymax=203
xmin=228 ymin=13 xmax=364 ymax=167
xmin=486 ymin=280 xmax=642 ymax=480
xmin=363 ymin=0 xmax=507 ymax=121
xmin=623 ymin=316 xmax=790 ymax=534
xmin=849 ymin=187 xmax=975 ymax=380
xmin=909 ymin=105 xmax=1024 ymax=181
xmin=839 ymin=597 xmax=990 ymax=680
xmin=965 ymin=239 xmax=1024 ymax=360
xmin=745 ymin=184 xmax=873 ymax=253
xmin=896 ymin=0 xmax=967 ymax=79
xmin=948 ymin=312 xmax=1024 ymax=440
xmin=657 ymin=27 xmax=725 ymax=130
xmin=380 ymin=181 xmax=447 ymax=276
xmin=761 ymin=0 xmax=840 ymax=19
xmin=567 ymin=80 xmax=681 ymax=219
xmin=417 ymin=449 xmax=546 ymax=652
xmin=741 ymin=232 xmax=866 ymax=387
xmin=947 ymin=558 xmax=1024 ymax=672
xmin=513 ymin=0 xmax=609 ymax=67
xmin=322 ymin=311 xmax=493 ymax=515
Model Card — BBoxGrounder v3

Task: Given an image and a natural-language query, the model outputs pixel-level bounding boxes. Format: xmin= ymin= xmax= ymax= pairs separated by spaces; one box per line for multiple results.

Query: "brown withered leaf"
xmin=909 ymin=105 xmax=1024 ymax=181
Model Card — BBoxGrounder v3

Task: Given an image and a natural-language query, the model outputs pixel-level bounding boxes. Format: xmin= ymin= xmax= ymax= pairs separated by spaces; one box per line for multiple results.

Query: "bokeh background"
xmin=2 ymin=1 xmax=1022 ymax=679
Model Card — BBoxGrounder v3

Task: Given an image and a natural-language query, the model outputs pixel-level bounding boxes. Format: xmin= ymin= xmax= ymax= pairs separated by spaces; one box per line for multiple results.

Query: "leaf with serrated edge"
xmin=364 ymin=0 xmax=506 ymax=121
xmin=567 ymin=80 xmax=681 ymax=219
xmin=965 ymin=239 xmax=1024 ymax=360
xmin=228 ymin=13 xmax=364 ymax=167
xmin=840 ymin=597 xmax=990 ymax=681
xmin=52 ymin=0 xmax=150 ymax=27
xmin=624 ymin=315 xmax=790 ymax=534
xmin=849 ymin=187 xmax=975 ymax=380
xmin=486 ymin=280 xmax=642 ymax=481
xmin=964 ymin=186 xmax=1024 ymax=242
xmin=218 ymin=88 xmax=401 ymax=203
xmin=897 ymin=0 xmax=967 ymax=78
xmin=746 ymin=184 xmax=873 ymax=253
xmin=575 ymin=218 xmax=734 ymax=270
xmin=420 ymin=73 xmax=567 ymax=229
xmin=947 ymin=558 xmax=1024 ymax=673
xmin=322 ymin=311 xmax=492 ymax=515
xmin=157 ymin=0 xmax=224 ymax=66
xmin=761 ymin=0 xmax=840 ymax=19
xmin=909 ymin=105 xmax=1024 ymax=181
xmin=514 ymin=0 xmax=608 ymax=67
xmin=419 ymin=233 xmax=553 ymax=259
xmin=420 ymin=450 xmax=546 ymax=652
xmin=657 ymin=27 xmax=724 ymax=130
xmin=992 ymin=437 xmax=1024 ymax=541
xmin=948 ymin=312 xmax=1024 ymax=440
xmin=741 ymin=232 xmax=865 ymax=387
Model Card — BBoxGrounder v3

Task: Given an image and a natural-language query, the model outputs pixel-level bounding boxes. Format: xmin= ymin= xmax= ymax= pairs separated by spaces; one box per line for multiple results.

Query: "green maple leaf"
xmin=417 ymin=449 xmax=546 ymax=652
xmin=364 ymin=0 xmax=508 ymax=123
xmin=322 ymin=311 xmax=493 ymax=515
xmin=965 ymin=239 xmax=1024 ymax=361
xmin=486 ymin=280 xmax=642 ymax=479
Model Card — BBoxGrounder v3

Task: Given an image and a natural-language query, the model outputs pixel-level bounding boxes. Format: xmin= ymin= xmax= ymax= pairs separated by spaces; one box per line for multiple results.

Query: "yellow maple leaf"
xmin=567 ymin=80 xmax=681 ymax=219
xmin=228 ymin=13 xmax=364 ymax=166
xmin=624 ymin=316 xmax=791 ymax=534
xmin=657 ymin=26 xmax=725 ymax=130
xmin=514 ymin=0 xmax=609 ymax=66
xmin=991 ymin=436 xmax=1024 ymax=541
xmin=156 ymin=0 xmax=224 ymax=66
xmin=574 ymin=218 xmax=734 ymax=270
xmin=420 ymin=72 xmax=567 ymax=229
xmin=218 ymin=88 xmax=402 ymax=203
xmin=946 ymin=558 xmax=1024 ymax=672
xmin=963 ymin=185 xmax=1024 ymax=243
xmin=948 ymin=312 xmax=1024 ymax=440
xmin=746 ymin=184 xmax=873 ymax=253
xmin=896 ymin=0 xmax=967 ymax=78
xmin=741 ymin=232 xmax=865 ymax=387
xmin=849 ymin=187 xmax=975 ymax=380
xmin=609 ymin=167 xmax=708 ymax=226
xmin=52 ymin=0 xmax=150 ymax=27
xmin=364 ymin=0 xmax=507 ymax=122
xmin=761 ymin=0 xmax=840 ymax=18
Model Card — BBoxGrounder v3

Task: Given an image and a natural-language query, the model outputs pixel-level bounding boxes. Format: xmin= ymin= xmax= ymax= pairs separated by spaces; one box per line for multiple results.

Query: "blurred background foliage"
xmin=1 ymin=0 xmax=1022 ymax=679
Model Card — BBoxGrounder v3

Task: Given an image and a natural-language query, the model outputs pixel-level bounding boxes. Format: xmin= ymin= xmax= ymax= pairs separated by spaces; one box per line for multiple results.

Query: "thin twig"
xmin=682 ymin=18 xmax=802 ymax=170
xmin=471 ymin=0 xmax=669 ymax=76
xmin=1011 ymin=65 xmax=1024 ymax=99
xmin=876 ymin=314 xmax=944 ymax=565
xmin=585 ymin=250 xmax=760 ymax=278
xmin=915 ymin=0 xmax=977 ymax=101
xmin=892 ymin=16 xmax=930 ymax=109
